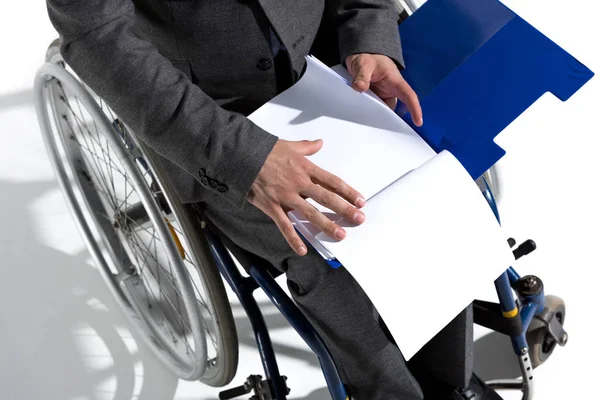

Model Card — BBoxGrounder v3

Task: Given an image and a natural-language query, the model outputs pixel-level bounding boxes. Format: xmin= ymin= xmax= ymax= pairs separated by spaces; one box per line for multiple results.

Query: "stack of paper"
xmin=249 ymin=56 xmax=436 ymax=258
xmin=248 ymin=56 xmax=514 ymax=359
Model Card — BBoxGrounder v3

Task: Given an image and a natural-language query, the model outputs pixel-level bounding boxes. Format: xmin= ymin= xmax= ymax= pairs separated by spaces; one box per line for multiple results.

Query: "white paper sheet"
xmin=249 ymin=56 xmax=435 ymax=258
xmin=317 ymin=151 xmax=515 ymax=359
xmin=248 ymin=56 xmax=436 ymax=206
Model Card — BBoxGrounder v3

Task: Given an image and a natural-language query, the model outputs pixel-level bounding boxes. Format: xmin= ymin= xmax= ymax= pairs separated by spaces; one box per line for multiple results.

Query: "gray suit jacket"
xmin=46 ymin=0 xmax=404 ymax=208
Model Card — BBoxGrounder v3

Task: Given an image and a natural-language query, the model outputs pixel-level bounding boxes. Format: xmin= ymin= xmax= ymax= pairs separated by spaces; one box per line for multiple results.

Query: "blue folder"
xmin=395 ymin=0 xmax=594 ymax=180
xmin=326 ymin=0 xmax=593 ymax=269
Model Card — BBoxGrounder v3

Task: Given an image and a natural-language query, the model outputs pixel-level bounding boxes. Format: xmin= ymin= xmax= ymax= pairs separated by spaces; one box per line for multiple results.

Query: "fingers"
xmin=303 ymin=184 xmax=366 ymax=226
xmin=270 ymin=206 xmax=308 ymax=256
xmin=311 ymin=166 xmax=366 ymax=208
xmin=349 ymin=56 xmax=376 ymax=93
xmin=290 ymin=139 xmax=323 ymax=156
xmin=346 ymin=54 xmax=423 ymax=125
xmin=394 ymin=76 xmax=423 ymax=127
xmin=295 ymin=199 xmax=347 ymax=240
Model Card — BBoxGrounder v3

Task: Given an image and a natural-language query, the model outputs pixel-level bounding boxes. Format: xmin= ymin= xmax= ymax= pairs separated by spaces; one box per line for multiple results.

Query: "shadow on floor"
xmin=0 ymin=89 xmax=34 ymax=110
xmin=474 ymin=331 xmax=522 ymax=382
xmin=0 ymin=179 xmax=180 ymax=400
xmin=296 ymin=387 xmax=331 ymax=400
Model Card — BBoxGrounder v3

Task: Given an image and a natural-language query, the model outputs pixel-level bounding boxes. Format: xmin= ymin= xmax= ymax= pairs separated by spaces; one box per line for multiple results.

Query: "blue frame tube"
xmin=520 ymin=303 xmax=537 ymax=334
xmin=482 ymin=177 xmax=543 ymax=356
xmin=495 ymin=271 xmax=528 ymax=354
xmin=204 ymin=228 xmax=290 ymax=399
xmin=494 ymin=272 xmax=517 ymax=315
xmin=249 ymin=266 xmax=349 ymax=400
xmin=482 ymin=178 xmax=528 ymax=355
xmin=506 ymin=267 xmax=521 ymax=284
xmin=484 ymin=178 xmax=519 ymax=317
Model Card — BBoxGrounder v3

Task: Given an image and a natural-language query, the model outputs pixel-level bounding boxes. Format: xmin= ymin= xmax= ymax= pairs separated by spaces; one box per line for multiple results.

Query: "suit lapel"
xmin=258 ymin=0 xmax=326 ymax=76
xmin=256 ymin=0 xmax=295 ymax=51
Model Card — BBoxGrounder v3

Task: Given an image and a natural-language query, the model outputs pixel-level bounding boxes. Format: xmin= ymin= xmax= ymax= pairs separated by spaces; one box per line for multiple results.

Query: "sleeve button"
xmin=217 ymin=185 xmax=228 ymax=193
xmin=200 ymin=176 xmax=209 ymax=186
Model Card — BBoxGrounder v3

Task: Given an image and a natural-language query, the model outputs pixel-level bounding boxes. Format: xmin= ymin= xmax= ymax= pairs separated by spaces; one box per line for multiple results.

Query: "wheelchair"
xmin=34 ymin=10 xmax=567 ymax=399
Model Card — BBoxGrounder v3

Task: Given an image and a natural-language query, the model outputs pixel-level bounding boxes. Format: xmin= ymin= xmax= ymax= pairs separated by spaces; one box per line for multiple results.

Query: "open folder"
xmin=248 ymin=56 xmax=515 ymax=359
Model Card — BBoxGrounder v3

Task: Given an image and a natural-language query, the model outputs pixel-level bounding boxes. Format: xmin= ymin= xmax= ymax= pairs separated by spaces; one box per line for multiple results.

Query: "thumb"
xmin=349 ymin=57 xmax=375 ymax=93
xmin=293 ymin=139 xmax=323 ymax=156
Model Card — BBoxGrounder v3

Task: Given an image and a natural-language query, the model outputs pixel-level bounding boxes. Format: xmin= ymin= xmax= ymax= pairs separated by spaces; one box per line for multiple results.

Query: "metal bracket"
xmin=451 ymin=387 xmax=477 ymax=399
xmin=128 ymin=145 xmax=144 ymax=160
xmin=537 ymin=310 xmax=568 ymax=346
xmin=115 ymin=263 xmax=138 ymax=284
xmin=487 ymin=352 xmax=534 ymax=400
xmin=219 ymin=375 xmax=290 ymax=400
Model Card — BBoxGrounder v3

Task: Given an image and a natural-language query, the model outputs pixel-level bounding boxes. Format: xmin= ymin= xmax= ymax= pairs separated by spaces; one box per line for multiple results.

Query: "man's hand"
xmin=345 ymin=53 xmax=423 ymax=127
xmin=248 ymin=139 xmax=366 ymax=256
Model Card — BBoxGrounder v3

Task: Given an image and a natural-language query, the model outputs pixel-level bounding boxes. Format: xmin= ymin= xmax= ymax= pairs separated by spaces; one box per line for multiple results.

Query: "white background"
xmin=0 ymin=0 xmax=598 ymax=399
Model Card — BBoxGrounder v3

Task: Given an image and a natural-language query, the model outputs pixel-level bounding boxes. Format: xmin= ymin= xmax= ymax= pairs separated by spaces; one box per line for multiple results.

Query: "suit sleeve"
xmin=46 ymin=0 xmax=278 ymax=209
xmin=326 ymin=0 xmax=405 ymax=69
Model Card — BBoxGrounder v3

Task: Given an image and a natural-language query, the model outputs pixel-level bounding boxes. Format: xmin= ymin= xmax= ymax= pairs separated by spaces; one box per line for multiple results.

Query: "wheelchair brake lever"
xmin=512 ymin=239 xmax=536 ymax=260
xmin=507 ymin=237 xmax=517 ymax=248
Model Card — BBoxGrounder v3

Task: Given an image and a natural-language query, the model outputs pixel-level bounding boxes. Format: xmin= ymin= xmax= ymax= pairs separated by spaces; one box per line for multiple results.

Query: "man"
xmin=46 ymin=1 xmax=501 ymax=398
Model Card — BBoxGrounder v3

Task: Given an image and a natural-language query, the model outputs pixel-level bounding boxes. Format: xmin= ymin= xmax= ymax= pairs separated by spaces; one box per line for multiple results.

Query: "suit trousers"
xmin=196 ymin=197 xmax=474 ymax=400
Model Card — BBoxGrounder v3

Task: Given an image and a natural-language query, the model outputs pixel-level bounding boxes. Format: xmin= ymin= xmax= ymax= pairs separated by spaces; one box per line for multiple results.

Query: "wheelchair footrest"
xmin=219 ymin=375 xmax=290 ymax=400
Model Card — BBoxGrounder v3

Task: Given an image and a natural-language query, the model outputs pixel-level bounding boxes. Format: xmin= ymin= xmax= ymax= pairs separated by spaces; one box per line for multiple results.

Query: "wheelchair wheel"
xmin=34 ymin=40 xmax=238 ymax=386
xmin=478 ymin=165 xmax=502 ymax=204
xmin=482 ymin=165 xmax=502 ymax=203
xmin=526 ymin=295 xmax=566 ymax=368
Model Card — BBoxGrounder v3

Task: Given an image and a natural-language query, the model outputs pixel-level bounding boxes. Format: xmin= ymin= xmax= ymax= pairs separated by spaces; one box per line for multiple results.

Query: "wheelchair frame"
xmin=205 ymin=176 xmax=565 ymax=400
xmin=210 ymin=2 xmax=568 ymax=398
xmin=212 ymin=3 xmax=568 ymax=398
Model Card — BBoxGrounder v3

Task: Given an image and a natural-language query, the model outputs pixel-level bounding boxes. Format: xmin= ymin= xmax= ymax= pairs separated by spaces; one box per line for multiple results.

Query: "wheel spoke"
xmin=71 ymin=131 xmax=139 ymax=215
xmin=117 ymin=183 xmax=138 ymax=211
xmin=61 ymin=85 xmax=137 ymax=213
xmin=105 ymin=137 xmax=117 ymax=203
xmin=137 ymin=269 xmax=194 ymax=354
xmin=125 ymin=230 xmax=195 ymax=353
xmin=59 ymin=91 xmax=119 ymax=210
xmin=69 ymin=121 xmax=117 ymax=209
xmin=46 ymin=76 xmax=230 ymax=379
xmin=163 ymin=223 xmax=217 ymax=349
